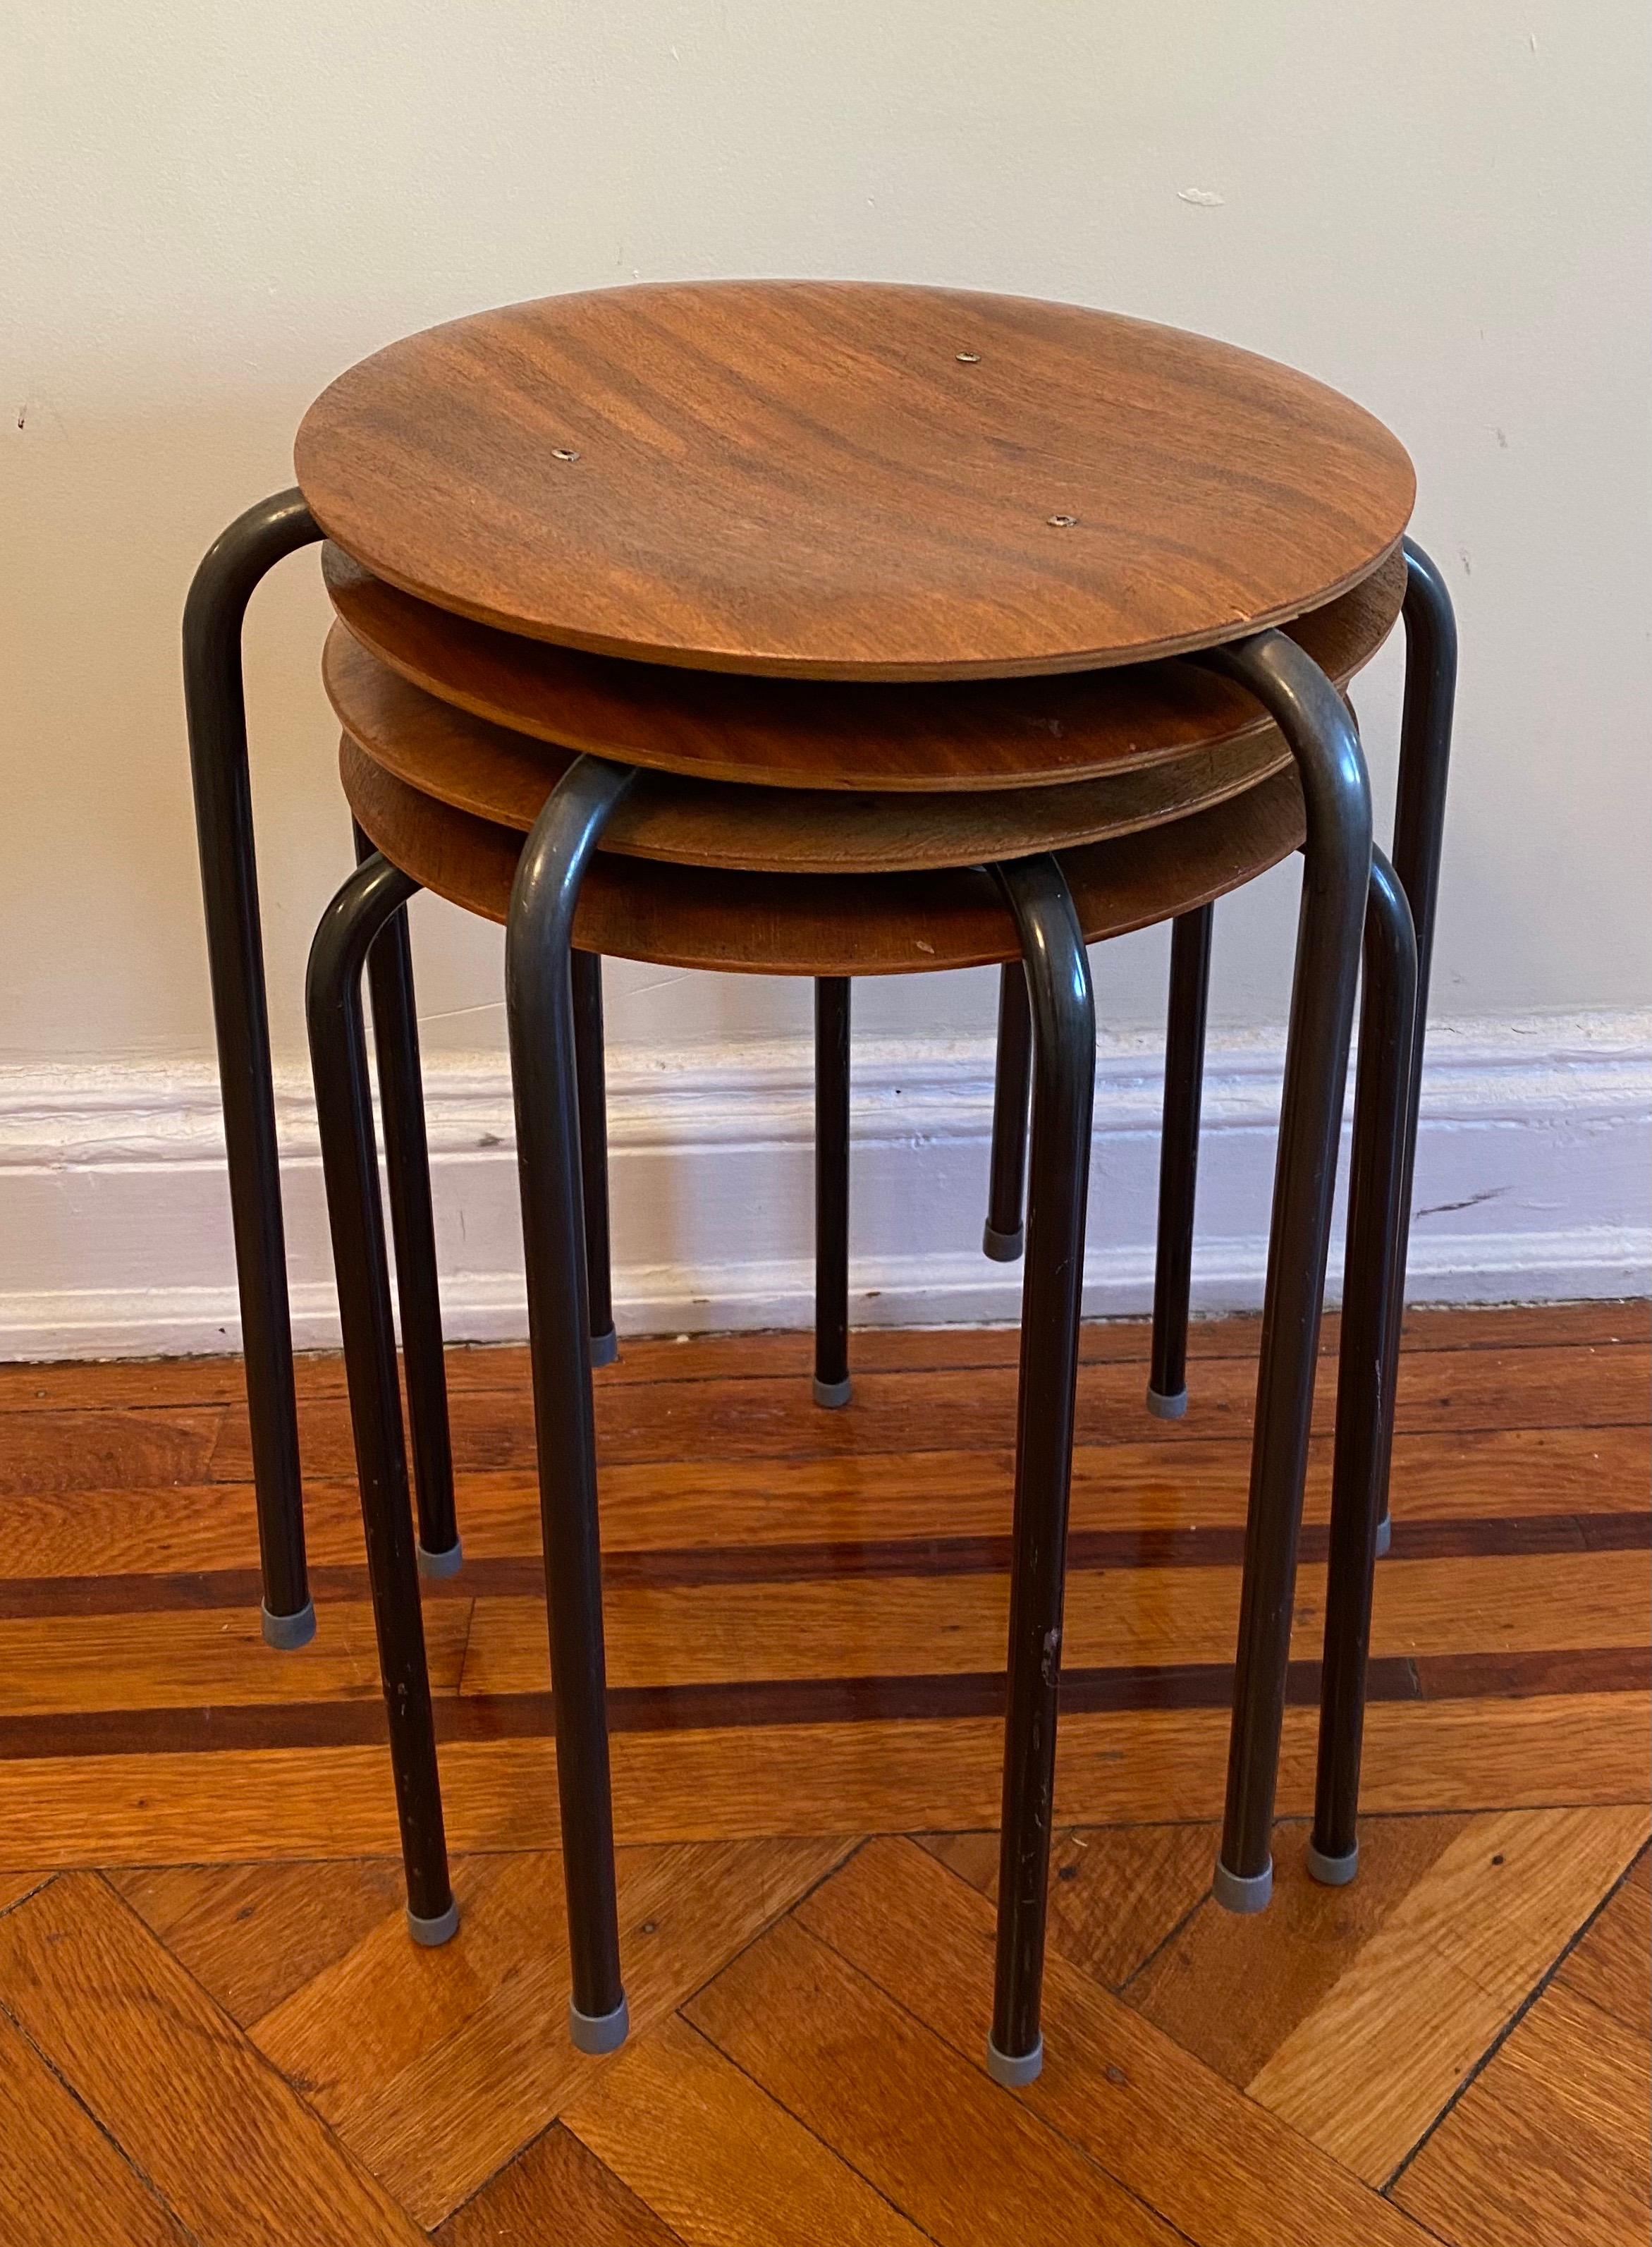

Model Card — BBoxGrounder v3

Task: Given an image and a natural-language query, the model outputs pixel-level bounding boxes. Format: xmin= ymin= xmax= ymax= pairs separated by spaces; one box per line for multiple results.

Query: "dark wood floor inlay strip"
xmin=0 ymin=1646 xmax=1644 ymax=1760
xmin=2 ymin=1510 xmax=1641 ymax=1618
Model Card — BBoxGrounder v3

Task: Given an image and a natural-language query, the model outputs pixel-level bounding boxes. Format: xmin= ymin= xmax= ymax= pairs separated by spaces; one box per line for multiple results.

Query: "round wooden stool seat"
xmin=341 ymin=736 xmax=1306 ymax=977
xmin=324 ymin=544 xmax=1403 ymax=797
xmin=329 ymin=626 xmax=1308 ymax=874
xmin=298 ymin=281 xmax=1414 ymax=681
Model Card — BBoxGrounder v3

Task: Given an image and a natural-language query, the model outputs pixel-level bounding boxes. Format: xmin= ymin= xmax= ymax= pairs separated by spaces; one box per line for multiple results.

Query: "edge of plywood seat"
xmin=323 ymin=543 xmax=1404 ymax=796
xmin=340 ymin=734 xmax=1307 ymax=976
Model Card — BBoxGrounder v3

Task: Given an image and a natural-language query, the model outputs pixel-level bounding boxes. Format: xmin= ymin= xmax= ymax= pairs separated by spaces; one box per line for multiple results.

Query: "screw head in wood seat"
xmin=297 ymin=280 xmax=1414 ymax=682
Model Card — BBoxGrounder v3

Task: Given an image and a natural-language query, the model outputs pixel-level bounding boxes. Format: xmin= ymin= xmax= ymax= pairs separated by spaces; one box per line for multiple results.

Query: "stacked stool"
xmin=185 ymin=281 xmax=1452 ymax=2084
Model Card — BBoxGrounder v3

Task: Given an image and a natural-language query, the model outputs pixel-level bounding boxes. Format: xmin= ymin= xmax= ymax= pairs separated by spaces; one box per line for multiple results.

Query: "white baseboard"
xmin=0 ymin=1012 xmax=1646 ymax=1360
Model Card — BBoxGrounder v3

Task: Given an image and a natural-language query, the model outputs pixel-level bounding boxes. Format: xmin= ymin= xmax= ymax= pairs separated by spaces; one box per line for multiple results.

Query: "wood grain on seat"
xmin=297 ymin=281 xmax=1413 ymax=680
xmin=338 ymin=735 xmax=1306 ymax=975
xmin=323 ymin=542 xmax=1404 ymax=794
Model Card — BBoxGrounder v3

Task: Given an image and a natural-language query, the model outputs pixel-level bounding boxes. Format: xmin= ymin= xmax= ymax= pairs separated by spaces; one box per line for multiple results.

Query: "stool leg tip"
xmin=1145 ymin=1384 xmax=1188 ymax=1420
xmin=985 ymin=2033 xmax=1044 ymax=2088
xmin=569 ymin=1995 xmax=630 ymax=2054
xmin=417 ymin=1537 xmax=464 ymax=1581
xmin=589 ymin=1326 xmax=620 ymax=1369
xmin=812 ymin=1374 xmax=853 ymax=1410
xmin=1307 ymin=1839 xmax=1359 ymax=1887
xmin=1213 ymin=1857 xmax=1273 ymax=1914
xmin=407 ymin=1899 xmax=460 ymax=1947
xmin=260 ymin=1600 xmax=317 ymax=1652
xmin=981 ymin=1222 xmax=1024 ymax=1263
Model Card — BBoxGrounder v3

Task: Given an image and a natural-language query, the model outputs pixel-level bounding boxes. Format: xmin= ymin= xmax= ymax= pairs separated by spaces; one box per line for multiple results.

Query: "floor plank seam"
xmin=1115 ymin=1868 xmax=1216 ymax=1999
xmin=448 ymin=1594 xmax=479 ymax=1700
xmin=651 ymin=1832 xmax=871 ymax=2040
xmin=0 ymin=1956 xmax=200 ymax=2247
xmin=659 ymin=2004 xmax=957 ymax=2247
xmin=87 ymin=1868 xmax=424 ymax=2229
xmin=1378 ymin=1837 xmax=1652 ymax=2199
xmin=1 ymin=1320 xmax=1641 ymax=1439
xmin=0 ymin=1870 xmax=56 ymax=1921
xmin=9 ymin=1421 xmax=1641 ymax=1519
xmin=434 ymin=2119 xmax=694 ymax=2247
xmin=779 ymin=1864 xmax=1231 ymax=2247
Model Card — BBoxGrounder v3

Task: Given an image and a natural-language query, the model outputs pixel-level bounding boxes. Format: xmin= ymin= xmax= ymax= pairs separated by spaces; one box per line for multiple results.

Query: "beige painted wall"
xmin=4 ymin=0 xmax=1648 ymax=1073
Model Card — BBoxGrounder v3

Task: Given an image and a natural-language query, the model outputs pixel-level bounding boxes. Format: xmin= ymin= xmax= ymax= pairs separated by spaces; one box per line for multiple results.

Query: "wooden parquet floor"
xmin=0 ymin=1302 xmax=1646 ymax=2243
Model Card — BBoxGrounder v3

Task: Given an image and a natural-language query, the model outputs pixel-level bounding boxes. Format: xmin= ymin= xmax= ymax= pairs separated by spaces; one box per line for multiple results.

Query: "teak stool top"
xmin=298 ymin=281 xmax=1414 ymax=681
xmin=341 ymin=736 xmax=1306 ymax=977
xmin=328 ymin=626 xmax=1297 ymax=874
xmin=324 ymin=543 xmax=1405 ymax=795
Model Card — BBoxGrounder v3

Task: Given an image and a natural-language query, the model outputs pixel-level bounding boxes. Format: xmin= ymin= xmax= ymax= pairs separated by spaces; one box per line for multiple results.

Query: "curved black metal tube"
xmin=814 ymin=978 xmax=853 ymax=1406
xmin=505 ymin=755 xmax=637 ymax=2053
xmin=1309 ymin=850 xmax=1418 ymax=1880
xmin=1393 ymin=541 xmax=1457 ymax=1069
xmin=986 ymin=855 xmax=1096 ymax=2086
xmin=306 ymin=851 xmax=456 ymax=1940
xmin=1192 ymin=630 xmax=1373 ymax=1910
xmin=1376 ymin=540 xmax=1458 ymax=1538
xmin=983 ymin=963 xmax=1033 ymax=1261
xmin=184 ymin=488 xmax=322 ymax=1645
xmin=573 ymin=951 xmax=620 ymax=1368
xmin=1147 ymin=905 xmax=1215 ymax=1417
xmin=351 ymin=823 xmax=459 ymax=1575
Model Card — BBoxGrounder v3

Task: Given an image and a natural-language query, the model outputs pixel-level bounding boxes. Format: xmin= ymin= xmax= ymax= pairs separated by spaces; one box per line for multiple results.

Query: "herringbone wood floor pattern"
xmin=0 ymin=1303 xmax=1646 ymax=2244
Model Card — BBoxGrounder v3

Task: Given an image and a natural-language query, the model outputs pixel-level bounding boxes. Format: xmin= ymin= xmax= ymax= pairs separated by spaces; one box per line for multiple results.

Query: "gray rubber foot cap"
xmin=260 ymin=1599 xmax=317 ymax=1652
xmin=1374 ymin=1514 xmax=1393 ymax=1559
xmin=570 ymin=1994 xmax=630 ymax=2054
xmin=589 ymin=1325 xmax=619 ymax=1369
xmin=1307 ymin=1839 xmax=1359 ymax=1887
xmin=1145 ymin=1384 xmax=1188 ymax=1421
xmin=985 ymin=2033 xmax=1044 ymax=2087
xmin=812 ymin=1374 xmax=852 ymax=1410
xmin=417 ymin=1537 xmax=464 ymax=1581
xmin=1213 ymin=1856 xmax=1273 ymax=1914
xmin=407 ymin=1899 xmax=460 ymax=1947
xmin=982 ymin=1222 xmax=1024 ymax=1263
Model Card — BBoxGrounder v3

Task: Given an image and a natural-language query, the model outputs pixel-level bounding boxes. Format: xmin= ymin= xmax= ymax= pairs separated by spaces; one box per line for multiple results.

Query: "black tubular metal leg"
xmin=306 ymin=853 xmax=456 ymax=1943
xmin=573 ymin=951 xmax=621 ymax=1369
xmin=986 ymin=858 xmax=1096 ymax=2088
xmin=984 ymin=962 xmax=1032 ymax=1261
xmin=184 ymin=489 xmax=322 ymax=1648
xmin=1308 ymin=851 xmax=1418 ymax=1884
xmin=1375 ymin=540 xmax=1458 ymax=1550
xmin=351 ymin=824 xmax=460 ymax=1578
xmin=1193 ymin=631 xmax=1373 ymax=1913
xmin=1147 ymin=906 xmax=1215 ymax=1418
xmin=506 ymin=756 xmax=637 ymax=2054
xmin=814 ymin=978 xmax=852 ymax=1407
